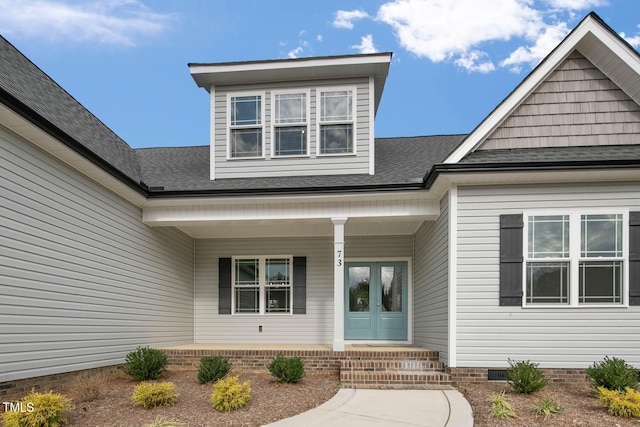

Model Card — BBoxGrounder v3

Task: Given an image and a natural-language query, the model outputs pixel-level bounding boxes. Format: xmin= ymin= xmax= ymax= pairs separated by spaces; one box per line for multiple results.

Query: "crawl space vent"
xmin=487 ymin=369 xmax=509 ymax=381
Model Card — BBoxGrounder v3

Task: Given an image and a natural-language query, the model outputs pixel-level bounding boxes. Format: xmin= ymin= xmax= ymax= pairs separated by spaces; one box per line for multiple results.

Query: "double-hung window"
xmin=525 ymin=212 xmax=626 ymax=306
xmin=273 ymin=91 xmax=309 ymax=157
xmin=318 ymin=88 xmax=354 ymax=155
xmin=229 ymin=93 xmax=264 ymax=158
xmin=233 ymin=256 xmax=292 ymax=314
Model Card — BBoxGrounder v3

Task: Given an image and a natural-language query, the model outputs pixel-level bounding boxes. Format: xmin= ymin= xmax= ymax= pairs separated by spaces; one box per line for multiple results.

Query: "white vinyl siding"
xmin=413 ymin=194 xmax=450 ymax=364
xmin=212 ymin=78 xmax=371 ymax=179
xmin=0 ymin=126 xmax=194 ymax=383
xmin=455 ymin=183 xmax=640 ymax=368
xmin=194 ymin=235 xmax=412 ymax=344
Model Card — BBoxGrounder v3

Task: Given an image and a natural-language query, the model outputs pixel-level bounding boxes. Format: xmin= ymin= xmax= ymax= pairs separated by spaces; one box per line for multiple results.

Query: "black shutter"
xmin=218 ymin=258 xmax=232 ymax=314
xmin=630 ymin=212 xmax=640 ymax=305
xmin=292 ymin=256 xmax=307 ymax=314
xmin=500 ymin=214 xmax=524 ymax=306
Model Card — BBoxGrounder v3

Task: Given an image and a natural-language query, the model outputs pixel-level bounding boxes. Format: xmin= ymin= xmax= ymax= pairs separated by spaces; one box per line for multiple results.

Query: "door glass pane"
xmin=348 ymin=266 xmax=370 ymax=312
xmin=380 ymin=266 xmax=402 ymax=312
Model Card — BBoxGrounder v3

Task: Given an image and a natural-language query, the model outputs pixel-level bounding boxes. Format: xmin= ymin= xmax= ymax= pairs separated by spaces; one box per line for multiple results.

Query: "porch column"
xmin=332 ymin=217 xmax=347 ymax=352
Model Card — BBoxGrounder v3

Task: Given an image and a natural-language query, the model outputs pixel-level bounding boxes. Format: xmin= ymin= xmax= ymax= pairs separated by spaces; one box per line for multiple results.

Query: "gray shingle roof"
xmin=135 ymin=134 xmax=467 ymax=193
xmin=460 ymin=145 xmax=640 ymax=164
xmin=0 ymin=36 xmax=142 ymax=184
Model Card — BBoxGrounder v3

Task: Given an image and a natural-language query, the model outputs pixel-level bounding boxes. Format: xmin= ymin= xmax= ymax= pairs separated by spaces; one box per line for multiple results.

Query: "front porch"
xmin=162 ymin=344 xmax=453 ymax=389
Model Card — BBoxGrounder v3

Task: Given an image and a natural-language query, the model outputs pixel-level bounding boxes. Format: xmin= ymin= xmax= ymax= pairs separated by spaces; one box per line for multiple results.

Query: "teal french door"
xmin=344 ymin=262 xmax=408 ymax=340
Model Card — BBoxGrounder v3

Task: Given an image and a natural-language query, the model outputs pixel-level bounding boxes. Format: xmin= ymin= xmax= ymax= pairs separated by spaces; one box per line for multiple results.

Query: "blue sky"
xmin=1 ymin=0 xmax=639 ymax=148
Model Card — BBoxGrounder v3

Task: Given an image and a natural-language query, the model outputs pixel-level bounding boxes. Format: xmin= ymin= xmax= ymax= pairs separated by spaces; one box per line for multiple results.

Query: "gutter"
xmin=424 ymin=158 xmax=640 ymax=188
xmin=0 ymin=87 xmax=149 ymax=197
xmin=147 ymin=181 xmax=426 ymax=198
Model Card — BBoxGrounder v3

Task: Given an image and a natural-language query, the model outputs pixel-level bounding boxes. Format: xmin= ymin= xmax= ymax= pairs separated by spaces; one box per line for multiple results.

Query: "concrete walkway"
xmin=264 ymin=388 xmax=474 ymax=427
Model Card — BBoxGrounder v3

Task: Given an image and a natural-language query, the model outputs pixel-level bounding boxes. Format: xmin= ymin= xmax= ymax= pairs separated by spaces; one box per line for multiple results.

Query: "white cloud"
xmin=288 ymin=46 xmax=304 ymax=58
xmin=352 ymin=34 xmax=378 ymax=54
xmin=621 ymin=29 xmax=640 ymax=48
xmin=501 ymin=21 xmax=569 ymax=69
xmin=372 ymin=0 xmax=609 ymax=73
xmin=333 ymin=9 xmax=369 ymax=29
xmin=376 ymin=0 xmax=541 ymax=63
xmin=0 ymin=0 xmax=171 ymax=46
xmin=543 ymin=0 xmax=608 ymax=10
xmin=455 ymin=50 xmax=496 ymax=73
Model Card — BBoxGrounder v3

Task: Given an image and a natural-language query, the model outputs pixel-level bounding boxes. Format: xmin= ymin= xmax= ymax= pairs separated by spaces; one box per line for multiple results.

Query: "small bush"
xmin=507 ymin=359 xmax=547 ymax=394
xmin=69 ymin=371 xmax=108 ymax=402
xmin=211 ymin=376 xmax=251 ymax=412
xmin=268 ymin=354 xmax=306 ymax=383
xmin=533 ymin=397 xmax=565 ymax=420
xmin=123 ymin=346 xmax=167 ymax=381
xmin=197 ymin=355 xmax=231 ymax=384
xmin=2 ymin=390 xmax=73 ymax=427
xmin=488 ymin=391 xmax=517 ymax=419
xmin=142 ymin=416 xmax=185 ymax=427
xmin=598 ymin=386 xmax=640 ymax=417
xmin=131 ymin=382 xmax=178 ymax=409
xmin=586 ymin=356 xmax=638 ymax=391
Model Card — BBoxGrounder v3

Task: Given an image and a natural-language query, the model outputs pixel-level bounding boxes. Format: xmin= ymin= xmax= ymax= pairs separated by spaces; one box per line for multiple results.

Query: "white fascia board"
xmin=444 ymin=15 xmax=630 ymax=164
xmin=432 ymin=168 xmax=640 ymax=188
xmin=0 ymin=107 xmax=147 ymax=207
xmin=189 ymin=53 xmax=392 ymax=84
xmin=141 ymin=189 xmax=432 ymax=208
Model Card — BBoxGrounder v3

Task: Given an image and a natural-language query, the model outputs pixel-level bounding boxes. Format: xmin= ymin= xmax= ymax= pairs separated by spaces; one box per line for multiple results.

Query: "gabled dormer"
xmin=189 ymin=53 xmax=391 ymax=180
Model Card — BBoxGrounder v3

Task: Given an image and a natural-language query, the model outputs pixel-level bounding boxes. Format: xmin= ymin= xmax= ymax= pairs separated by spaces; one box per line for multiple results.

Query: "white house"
xmin=1 ymin=12 xmax=640 ymax=394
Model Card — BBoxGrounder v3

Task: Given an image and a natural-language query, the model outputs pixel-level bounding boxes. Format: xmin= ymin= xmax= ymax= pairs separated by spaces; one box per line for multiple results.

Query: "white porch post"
xmin=332 ymin=217 xmax=347 ymax=352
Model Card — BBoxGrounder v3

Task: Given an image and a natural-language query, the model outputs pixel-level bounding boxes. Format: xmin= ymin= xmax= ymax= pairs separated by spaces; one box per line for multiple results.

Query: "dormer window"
xmin=318 ymin=88 xmax=355 ymax=155
xmin=229 ymin=93 xmax=264 ymax=158
xmin=273 ymin=91 xmax=309 ymax=157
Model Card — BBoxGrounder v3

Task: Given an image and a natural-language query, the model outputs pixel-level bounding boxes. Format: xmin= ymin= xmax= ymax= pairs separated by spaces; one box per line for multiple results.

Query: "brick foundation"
xmin=0 ymin=365 xmax=122 ymax=402
xmin=449 ymin=367 xmax=589 ymax=385
xmin=163 ymin=348 xmax=439 ymax=374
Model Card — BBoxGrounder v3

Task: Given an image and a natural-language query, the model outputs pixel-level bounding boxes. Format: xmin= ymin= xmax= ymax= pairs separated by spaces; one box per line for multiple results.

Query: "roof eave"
xmin=146 ymin=181 xmax=424 ymax=199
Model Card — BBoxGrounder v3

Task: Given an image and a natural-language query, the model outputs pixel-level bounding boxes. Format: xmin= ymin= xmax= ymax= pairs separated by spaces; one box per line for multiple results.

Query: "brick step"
xmin=340 ymin=370 xmax=453 ymax=389
xmin=341 ymin=360 xmax=446 ymax=372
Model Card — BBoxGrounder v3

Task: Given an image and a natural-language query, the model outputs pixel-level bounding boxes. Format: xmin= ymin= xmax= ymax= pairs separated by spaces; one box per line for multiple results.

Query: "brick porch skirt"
xmin=0 ymin=350 xmax=590 ymax=401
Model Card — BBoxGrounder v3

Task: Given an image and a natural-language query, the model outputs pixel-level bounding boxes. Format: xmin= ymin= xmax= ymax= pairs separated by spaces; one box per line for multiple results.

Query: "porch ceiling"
xmin=173 ymin=216 xmax=429 ymax=238
xmin=142 ymin=191 xmax=441 ymax=238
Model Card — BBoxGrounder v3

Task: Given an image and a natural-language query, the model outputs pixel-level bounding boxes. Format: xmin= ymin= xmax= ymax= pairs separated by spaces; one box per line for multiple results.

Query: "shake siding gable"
xmin=455 ymin=184 xmax=640 ymax=368
xmin=480 ymin=51 xmax=640 ymax=150
xmin=212 ymin=78 xmax=371 ymax=179
xmin=0 ymin=127 xmax=194 ymax=383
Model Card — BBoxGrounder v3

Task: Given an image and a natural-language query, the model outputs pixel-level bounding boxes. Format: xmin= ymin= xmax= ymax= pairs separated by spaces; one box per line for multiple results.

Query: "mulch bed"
xmin=64 ymin=370 xmax=339 ymax=427
xmin=459 ymin=381 xmax=640 ymax=426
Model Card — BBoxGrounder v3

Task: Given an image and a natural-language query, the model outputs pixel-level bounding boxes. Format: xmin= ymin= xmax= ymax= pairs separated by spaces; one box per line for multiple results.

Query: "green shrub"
xmin=268 ymin=354 xmax=306 ymax=383
xmin=197 ymin=355 xmax=231 ymax=384
xmin=488 ymin=391 xmax=517 ymax=419
xmin=533 ymin=397 xmax=564 ymax=420
xmin=123 ymin=346 xmax=167 ymax=381
xmin=131 ymin=382 xmax=177 ymax=409
xmin=507 ymin=359 xmax=547 ymax=394
xmin=598 ymin=386 xmax=640 ymax=417
xmin=142 ymin=416 xmax=185 ymax=427
xmin=2 ymin=390 xmax=73 ymax=427
xmin=211 ymin=376 xmax=251 ymax=412
xmin=586 ymin=356 xmax=638 ymax=391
